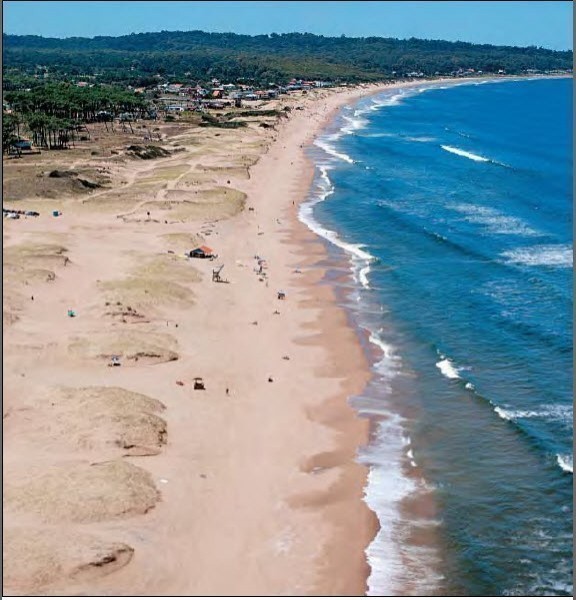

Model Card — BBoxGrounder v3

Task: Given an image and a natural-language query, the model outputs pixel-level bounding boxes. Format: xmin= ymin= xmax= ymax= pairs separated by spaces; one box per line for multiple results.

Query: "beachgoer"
xmin=226 ymin=387 xmax=229 ymax=396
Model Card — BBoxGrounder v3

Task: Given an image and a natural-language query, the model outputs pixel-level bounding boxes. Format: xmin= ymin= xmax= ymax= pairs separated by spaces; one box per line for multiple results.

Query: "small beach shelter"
xmin=189 ymin=246 xmax=215 ymax=259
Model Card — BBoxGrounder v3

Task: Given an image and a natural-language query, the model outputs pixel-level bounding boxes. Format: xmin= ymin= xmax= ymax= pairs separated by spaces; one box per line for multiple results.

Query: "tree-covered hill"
xmin=3 ymin=30 xmax=573 ymax=85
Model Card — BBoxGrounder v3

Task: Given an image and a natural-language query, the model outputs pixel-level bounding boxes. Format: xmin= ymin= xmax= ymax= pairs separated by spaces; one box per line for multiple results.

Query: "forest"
xmin=3 ymin=83 xmax=148 ymax=152
xmin=3 ymin=31 xmax=572 ymax=86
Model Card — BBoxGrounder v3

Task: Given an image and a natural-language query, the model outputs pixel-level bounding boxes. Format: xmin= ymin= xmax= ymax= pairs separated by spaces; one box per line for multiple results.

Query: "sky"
xmin=3 ymin=1 xmax=573 ymax=50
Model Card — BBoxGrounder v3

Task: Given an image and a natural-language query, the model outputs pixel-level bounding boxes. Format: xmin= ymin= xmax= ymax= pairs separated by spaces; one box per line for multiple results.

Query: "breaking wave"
xmin=440 ymin=144 xmax=490 ymax=162
xmin=298 ymin=165 xmax=374 ymax=289
xmin=556 ymin=454 xmax=573 ymax=474
xmin=435 ymin=353 xmax=463 ymax=380
xmin=500 ymin=244 xmax=573 ymax=267
xmin=313 ymin=135 xmax=355 ymax=163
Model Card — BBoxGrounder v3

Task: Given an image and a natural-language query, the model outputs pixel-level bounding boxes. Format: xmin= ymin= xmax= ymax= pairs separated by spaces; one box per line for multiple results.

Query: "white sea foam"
xmin=341 ymin=113 xmax=368 ymax=135
xmin=298 ymin=166 xmax=374 ymax=288
xmin=435 ymin=356 xmax=461 ymax=380
xmin=494 ymin=404 xmax=573 ymax=423
xmin=370 ymin=92 xmax=404 ymax=111
xmin=363 ymin=132 xmax=399 ymax=138
xmin=368 ymin=330 xmax=402 ymax=372
xmin=448 ymin=204 xmax=541 ymax=237
xmin=313 ymin=136 xmax=355 ymax=164
xmin=405 ymin=136 xmax=436 ymax=143
xmin=494 ymin=406 xmax=514 ymax=421
xmin=358 ymin=264 xmax=372 ymax=288
xmin=556 ymin=454 xmax=573 ymax=473
xmin=406 ymin=448 xmax=417 ymax=467
xmin=500 ymin=244 xmax=573 ymax=267
xmin=440 ymin=145 xmax=490 ymax=162
xmin=360 ymin=414 xmax=442 ymax=595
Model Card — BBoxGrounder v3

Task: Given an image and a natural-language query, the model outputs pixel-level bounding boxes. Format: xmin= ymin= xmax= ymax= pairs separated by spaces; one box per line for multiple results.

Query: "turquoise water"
xmin=302 ymin=78 xmax=572 ymax=596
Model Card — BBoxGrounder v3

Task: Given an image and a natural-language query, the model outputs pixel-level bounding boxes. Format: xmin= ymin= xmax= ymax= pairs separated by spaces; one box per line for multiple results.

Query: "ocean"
xmin=301 ymin=77 xmax=573 ymax=596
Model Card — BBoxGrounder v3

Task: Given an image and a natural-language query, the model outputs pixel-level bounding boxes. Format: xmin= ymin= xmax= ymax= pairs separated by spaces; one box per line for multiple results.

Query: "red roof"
xmin=199 ymin=245 xmax=213 ymax=254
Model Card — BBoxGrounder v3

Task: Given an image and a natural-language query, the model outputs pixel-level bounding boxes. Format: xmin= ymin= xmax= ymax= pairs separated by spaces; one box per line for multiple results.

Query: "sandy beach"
xmin=2 ymin=82 xmax=395 ymax=595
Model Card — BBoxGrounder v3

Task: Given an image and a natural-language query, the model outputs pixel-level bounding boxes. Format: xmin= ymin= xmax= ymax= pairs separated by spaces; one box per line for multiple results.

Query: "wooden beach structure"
xmin=189 ymin=245 xmax=216 ymax=259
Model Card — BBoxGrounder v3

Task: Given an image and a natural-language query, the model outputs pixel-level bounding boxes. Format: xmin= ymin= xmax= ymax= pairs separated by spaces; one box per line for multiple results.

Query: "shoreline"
xmin=294 ymin=72 xmax=573 ymax=597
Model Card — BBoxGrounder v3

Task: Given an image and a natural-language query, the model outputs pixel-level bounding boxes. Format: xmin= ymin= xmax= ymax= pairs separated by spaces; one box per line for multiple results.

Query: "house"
xmin=166 ymin=83 xmax=184 ymax=93
xmin=189 ymin=246 xmax=215 ymax=259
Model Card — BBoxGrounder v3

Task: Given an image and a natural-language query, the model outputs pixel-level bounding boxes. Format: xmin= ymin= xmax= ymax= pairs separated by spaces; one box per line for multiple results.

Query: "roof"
xmin=192 ymin=245 xmax=214 ymax=254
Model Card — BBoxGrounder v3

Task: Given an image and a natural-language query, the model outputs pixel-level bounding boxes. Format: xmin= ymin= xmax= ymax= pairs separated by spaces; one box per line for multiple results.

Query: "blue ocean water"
xmin=302 ymin=78 xmax=573 ymax=596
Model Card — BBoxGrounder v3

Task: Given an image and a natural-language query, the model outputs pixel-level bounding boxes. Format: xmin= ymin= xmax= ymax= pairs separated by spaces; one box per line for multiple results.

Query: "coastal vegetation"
xmin=2 ymin=82 xmax=148 ymax=152
xmin=3 ymin=31 xmax=572 ymax=87
xmin=2 ymin=31 xmax=571 ymax=155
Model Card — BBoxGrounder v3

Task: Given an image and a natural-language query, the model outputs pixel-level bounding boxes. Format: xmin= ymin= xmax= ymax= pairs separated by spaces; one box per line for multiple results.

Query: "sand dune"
xmin=6 ymin=386 xmax=167 ymax=457
xmin=5 ymin=460 xmax=159 ymax=523
xmin=68 ymin=330 xmax=179 ymax=365
xmin=3 ymin=527 xmax=134 ymax=595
